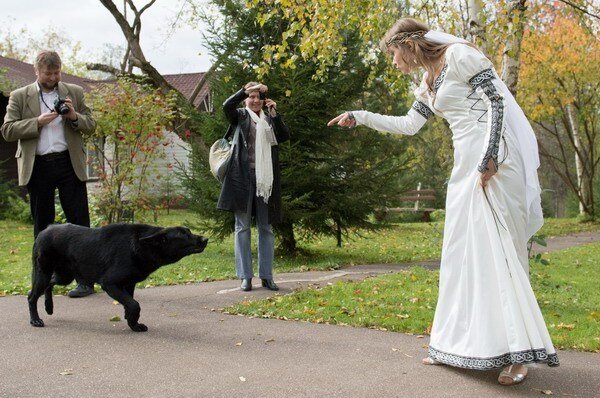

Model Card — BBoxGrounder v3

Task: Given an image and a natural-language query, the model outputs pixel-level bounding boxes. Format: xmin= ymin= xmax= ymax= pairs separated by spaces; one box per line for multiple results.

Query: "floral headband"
xmin=385 ymin=30 xmax=428 ymax=47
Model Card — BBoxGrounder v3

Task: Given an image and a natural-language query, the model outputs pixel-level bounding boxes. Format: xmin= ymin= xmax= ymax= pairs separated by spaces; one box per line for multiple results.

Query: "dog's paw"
xmin=45 ymin=302 xmax=53 ymax=315
xmin=130 ymin=323 xmax=148 ymax=332
xmin=30 ymin=319 xmax=45 ymax=327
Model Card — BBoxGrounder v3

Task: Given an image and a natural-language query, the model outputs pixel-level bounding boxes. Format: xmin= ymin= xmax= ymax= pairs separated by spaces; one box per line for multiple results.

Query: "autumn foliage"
xmin=86 ymin=78 xmax=179 ymax=223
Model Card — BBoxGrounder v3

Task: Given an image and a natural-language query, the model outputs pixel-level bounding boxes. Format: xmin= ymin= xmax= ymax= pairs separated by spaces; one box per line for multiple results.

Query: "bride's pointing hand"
xmin=327 ymin=112 xmax=356 ymax=128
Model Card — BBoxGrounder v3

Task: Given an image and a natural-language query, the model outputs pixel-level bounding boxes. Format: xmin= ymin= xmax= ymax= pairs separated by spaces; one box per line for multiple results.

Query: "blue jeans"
xmin=234 ymin=172 xmax=275 ymax=280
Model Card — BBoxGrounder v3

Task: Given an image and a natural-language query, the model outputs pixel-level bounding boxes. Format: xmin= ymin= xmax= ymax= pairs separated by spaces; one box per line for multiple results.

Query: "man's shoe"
xmin=68 ymin=284 xmax=95 ymax=298
xmin=261 ymin=279 xmax=279 ymax=291
xmin=240 ymin=278 xmax=252 ymax=291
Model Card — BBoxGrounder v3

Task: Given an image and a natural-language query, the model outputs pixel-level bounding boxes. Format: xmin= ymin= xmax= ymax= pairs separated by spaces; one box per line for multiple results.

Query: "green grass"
xmin=227 ymin=243 xmax=600 ymax=352
xmin=537 ymin=217 xmax=600 ymax=238
xmin=227 ymin=266 xmax=438 ymax=334
xmin=1 ymin=210 xmax=599 ymax=297
xmin=0 ymin=210 xmax=443 ymax=295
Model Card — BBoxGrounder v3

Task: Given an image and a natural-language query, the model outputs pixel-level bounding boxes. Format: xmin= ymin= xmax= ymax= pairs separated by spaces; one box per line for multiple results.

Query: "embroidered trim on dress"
xmin=468 ymin=68 xmax=495 ymax=88
xmin=412 ymin=101 xmax=434 ymax=120
xmin=434 ymin=64 xmax=448 ymax=92
xmin=428 ymin=346 xmax=560 ymax=370
xmin=468 ymin=69 xmax=504 ymax=172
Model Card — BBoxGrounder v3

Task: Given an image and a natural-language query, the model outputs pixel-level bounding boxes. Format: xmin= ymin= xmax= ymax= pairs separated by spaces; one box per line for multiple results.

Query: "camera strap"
xmin=37 ymin=83 xmax=57 ymax=112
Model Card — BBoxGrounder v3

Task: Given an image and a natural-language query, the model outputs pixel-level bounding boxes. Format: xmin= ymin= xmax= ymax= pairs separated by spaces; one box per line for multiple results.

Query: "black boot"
xmin=68 ymin=283 xmax=95 ymax=298
xmin=261 ymin=279 xmax=279 ymax=291
xmin=240 ymin=278 xmax=252 ymax=291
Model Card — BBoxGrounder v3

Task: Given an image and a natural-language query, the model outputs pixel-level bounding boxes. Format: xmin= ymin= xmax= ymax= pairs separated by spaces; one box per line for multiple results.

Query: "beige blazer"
xmin=1 ymin=81 xmax=96 ymax=186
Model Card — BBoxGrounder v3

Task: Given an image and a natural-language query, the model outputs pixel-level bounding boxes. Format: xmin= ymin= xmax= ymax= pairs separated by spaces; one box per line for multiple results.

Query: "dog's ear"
xmin=139 ymin=229 xmax=168 ymax=246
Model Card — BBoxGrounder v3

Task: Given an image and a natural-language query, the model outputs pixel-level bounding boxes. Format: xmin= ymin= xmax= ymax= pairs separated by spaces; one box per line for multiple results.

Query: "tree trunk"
xmin=98 ymin=0 xmax=175 ymax=95
xmin=276 ymin=220 xmax=297 ymax=254
xmin=567 ymin=103 xmax=592 ymax=216
xmin=467 ymin=0 xmax=488 ymax=54
xmin=335 ymin=220 xmax=342 ymax=248
xmin=501 ymin=0 xmax=527 ymax=95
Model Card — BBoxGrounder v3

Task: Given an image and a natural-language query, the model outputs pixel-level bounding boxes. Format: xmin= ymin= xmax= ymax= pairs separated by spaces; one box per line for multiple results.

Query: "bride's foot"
xmin=422 ymin=357 xmax=441 ymax=365
xmin=498 ymin=364 xmax=528 ymax=385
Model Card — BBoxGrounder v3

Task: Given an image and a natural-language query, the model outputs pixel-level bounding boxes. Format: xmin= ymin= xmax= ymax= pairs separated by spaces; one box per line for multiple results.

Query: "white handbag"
xmin=209 ymin=125 xmax=235 ymax=183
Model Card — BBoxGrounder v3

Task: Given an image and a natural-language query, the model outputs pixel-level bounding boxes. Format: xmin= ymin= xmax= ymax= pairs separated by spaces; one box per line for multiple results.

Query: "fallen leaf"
xmin=589 ymin=311 xmax=600 ymax=320
xmin=541 ymin=390 xmax=553 ymax=395
xmin=235 ymin=342 xmax=243 ymax=346
xmin=239 ymin=376 xmax=246 ymax=382
xmin=416 ymin=335 xmax=424 ymax=339
xmin=112 ymin=300 xmax=119 ymax=305
xmin=59 ymin=369 xmax=73 ymax=376
xmin=110 ymin=316 xmax=121 ymax=322
xmin=391 ymin=348 xmax=399 ymax=352
xmin=555 ymin=323 xmax=575 ymax=330
xmin=265 ymin=338 xmax=275 ymax=343
xmin=403 ymin=353 xmax=413 ymax=358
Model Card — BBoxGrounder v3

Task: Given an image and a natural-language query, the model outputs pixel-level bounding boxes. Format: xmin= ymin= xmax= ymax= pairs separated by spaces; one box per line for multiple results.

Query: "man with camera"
xmin=1 ymin=50 xmax=96 ymax=298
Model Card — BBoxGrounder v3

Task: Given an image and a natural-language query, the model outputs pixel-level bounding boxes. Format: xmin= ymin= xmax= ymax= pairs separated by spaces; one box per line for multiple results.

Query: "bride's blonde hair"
xmin=380 ymin=18 xmax=451 ymax=92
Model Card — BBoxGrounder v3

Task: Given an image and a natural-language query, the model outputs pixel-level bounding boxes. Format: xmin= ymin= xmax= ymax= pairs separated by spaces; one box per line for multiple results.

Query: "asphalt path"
xmin=1 ymin=232 xmax=598 ymax=397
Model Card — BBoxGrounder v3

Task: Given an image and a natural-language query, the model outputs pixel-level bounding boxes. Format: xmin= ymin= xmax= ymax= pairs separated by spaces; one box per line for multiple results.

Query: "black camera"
xmin=53 ymin=98 xmax=70 ymax=115
xmin=259 ymin=91 xmax=266 ymax=100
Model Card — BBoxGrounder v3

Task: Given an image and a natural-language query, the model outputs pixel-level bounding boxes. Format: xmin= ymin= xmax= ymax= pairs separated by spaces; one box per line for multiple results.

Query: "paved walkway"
xmin=1 ymin=232 xmax=599 ymax=397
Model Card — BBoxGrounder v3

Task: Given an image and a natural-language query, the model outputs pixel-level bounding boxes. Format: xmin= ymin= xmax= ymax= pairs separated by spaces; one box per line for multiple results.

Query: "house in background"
xmin=0 ymin=55 xmax=210 ymax=200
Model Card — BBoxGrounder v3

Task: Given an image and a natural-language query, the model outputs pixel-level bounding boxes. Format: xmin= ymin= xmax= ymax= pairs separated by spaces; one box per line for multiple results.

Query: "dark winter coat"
xmin=217 ymin=89 xmax=290 ymax=224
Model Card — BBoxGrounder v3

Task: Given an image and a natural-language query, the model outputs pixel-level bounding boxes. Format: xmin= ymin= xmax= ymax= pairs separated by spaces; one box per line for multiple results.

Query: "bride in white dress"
xmin=328 ymin=18 xmax=558 ymax=385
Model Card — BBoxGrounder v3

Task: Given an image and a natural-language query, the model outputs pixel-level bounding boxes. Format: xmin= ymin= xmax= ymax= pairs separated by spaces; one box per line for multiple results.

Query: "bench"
xmin=375 ymin=184 xmax=437 ymax=222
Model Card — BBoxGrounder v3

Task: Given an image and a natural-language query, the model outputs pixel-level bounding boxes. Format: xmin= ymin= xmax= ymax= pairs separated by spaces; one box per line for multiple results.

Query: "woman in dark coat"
xmin=218 ymin=82 xmax=290 ymax=291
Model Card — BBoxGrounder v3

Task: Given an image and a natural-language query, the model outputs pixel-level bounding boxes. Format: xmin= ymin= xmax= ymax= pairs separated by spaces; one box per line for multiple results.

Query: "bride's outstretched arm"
xmin=328 ymin=101 xmax=433 ymax=136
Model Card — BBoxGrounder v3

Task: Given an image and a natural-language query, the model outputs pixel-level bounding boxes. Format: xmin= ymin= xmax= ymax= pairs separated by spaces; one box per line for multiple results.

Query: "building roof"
xmin=0 ymin=55 xmax=210 ymax=108
xmin=0 ymin=55 xmax=96 ymax=92
xmin=163 ymin=72 xmax=209 ymax=108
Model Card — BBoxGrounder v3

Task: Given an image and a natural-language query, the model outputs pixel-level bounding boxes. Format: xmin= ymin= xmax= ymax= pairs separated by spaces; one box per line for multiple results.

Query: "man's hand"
xmin=37 ymin=111 xmax=60 ymax=128
xmin=327 ymin=112 xmax=356 ymax=128
xmin=480 ymin=159 xmax=497 ymax=187
xmin=63 ymin=97 xmax=78 ymax=121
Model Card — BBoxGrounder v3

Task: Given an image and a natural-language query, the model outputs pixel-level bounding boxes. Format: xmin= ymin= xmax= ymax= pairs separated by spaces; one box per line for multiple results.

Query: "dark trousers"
xmin=27 ymin=151 xmax=90 ymax=238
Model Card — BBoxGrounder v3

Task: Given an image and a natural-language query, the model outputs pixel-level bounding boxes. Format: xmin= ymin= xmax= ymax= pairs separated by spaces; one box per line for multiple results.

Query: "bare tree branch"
xmin=86 ymin=62 xmax=122 ymax=77
xmin=98 ymin=0 xmax=176 ymax=95
xmin=557 ymin=0 xmax=600 ymax=20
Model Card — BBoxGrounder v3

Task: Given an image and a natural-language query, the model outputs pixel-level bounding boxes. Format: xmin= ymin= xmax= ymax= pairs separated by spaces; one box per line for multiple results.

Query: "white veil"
xmin=425 ymin=31 xmax=544 ymax=238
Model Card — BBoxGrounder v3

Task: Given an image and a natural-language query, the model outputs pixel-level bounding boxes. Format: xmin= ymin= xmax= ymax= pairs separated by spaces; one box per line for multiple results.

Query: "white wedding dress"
xmin=352 ymin=43 xmax=559 ymax=370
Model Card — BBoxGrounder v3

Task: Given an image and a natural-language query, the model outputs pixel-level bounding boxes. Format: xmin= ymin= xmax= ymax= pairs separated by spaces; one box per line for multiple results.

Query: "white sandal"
xmin=498 ymin=364 xmax=528 ymax=385
xmin=422 ymin=357 xmax=441 ymax=365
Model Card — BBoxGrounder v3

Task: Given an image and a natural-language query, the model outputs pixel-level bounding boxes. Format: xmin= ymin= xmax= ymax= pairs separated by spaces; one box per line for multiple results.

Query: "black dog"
xmin=28 ymin=223 xmax=208 ymax=332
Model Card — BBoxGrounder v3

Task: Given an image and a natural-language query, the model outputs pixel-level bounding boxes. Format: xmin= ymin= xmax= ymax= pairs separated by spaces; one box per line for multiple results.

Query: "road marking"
xmin=215 ymin=271 xmax=374 ymax=294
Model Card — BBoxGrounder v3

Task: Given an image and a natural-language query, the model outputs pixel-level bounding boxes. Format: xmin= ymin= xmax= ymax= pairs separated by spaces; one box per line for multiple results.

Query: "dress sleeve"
xmin=449 ymin=44 xmax=506 ymax=172
xmin=351 ymin=79 xmax=434 ymax=136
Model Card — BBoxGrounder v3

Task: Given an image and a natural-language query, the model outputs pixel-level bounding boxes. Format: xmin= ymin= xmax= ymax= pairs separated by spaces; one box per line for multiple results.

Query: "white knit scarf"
xmin=245 ymin=107 xmax=277 ymax=203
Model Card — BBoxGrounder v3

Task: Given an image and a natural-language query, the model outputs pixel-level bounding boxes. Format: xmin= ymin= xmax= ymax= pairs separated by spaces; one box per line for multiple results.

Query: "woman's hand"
xmin=264 ymin=99 xmax=277 ymax=110
xmin=265 ymin=99 xmax=277 ymax=117
xmin=327 ymin=112 xmax=356 ymax=128
xmin=480 ymin=159 xmax=497 ymax=187
xmin=245 ymin=83 xmax=268 ymax=94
